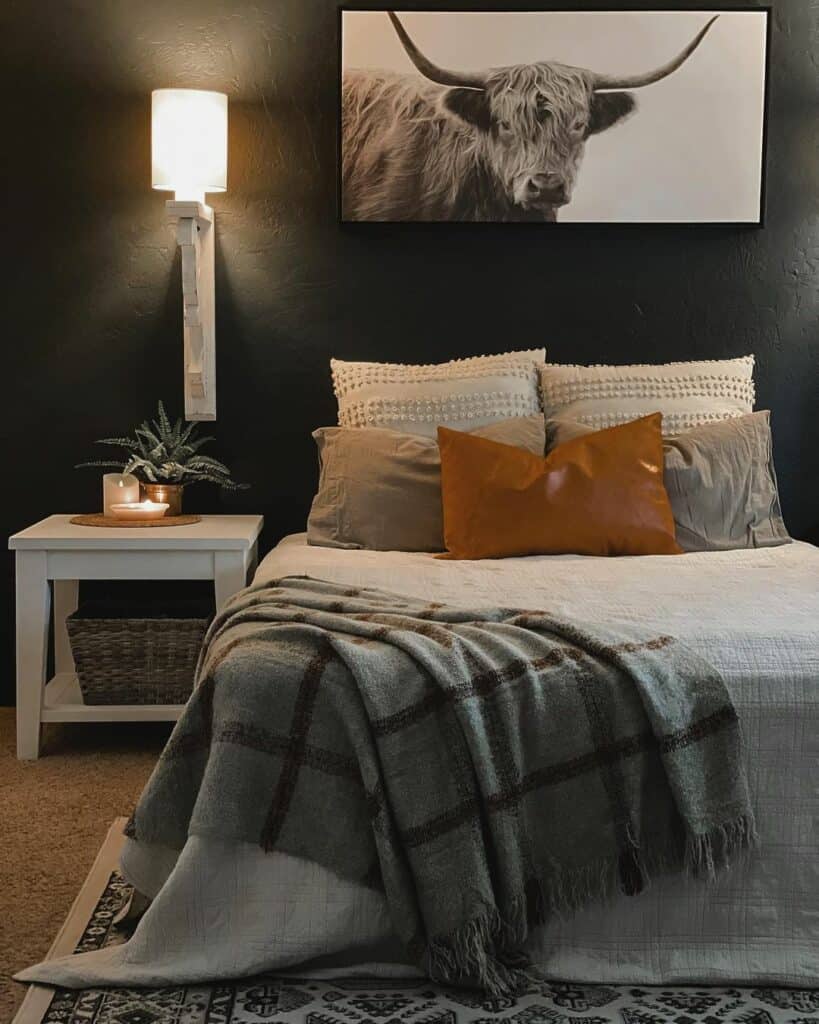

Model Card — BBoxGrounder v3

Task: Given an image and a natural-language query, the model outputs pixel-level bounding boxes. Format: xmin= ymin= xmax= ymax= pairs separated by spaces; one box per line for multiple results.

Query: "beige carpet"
xmin=0 ymin=708 xmax=170 ymax=1021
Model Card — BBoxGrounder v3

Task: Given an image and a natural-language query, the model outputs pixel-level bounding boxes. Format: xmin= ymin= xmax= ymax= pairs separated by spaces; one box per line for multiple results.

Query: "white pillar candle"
xmin=103 ymin=474 xmax=140 ymax=516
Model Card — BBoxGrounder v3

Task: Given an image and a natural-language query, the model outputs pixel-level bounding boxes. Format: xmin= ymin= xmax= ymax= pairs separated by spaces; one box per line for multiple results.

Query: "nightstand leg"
xmin=214 ymin=550 xmax=250 ymax=611
xmin=15 ymin=551 xmax=50 ymax=760
xmin=54 ymin=579 xmax=79 ymax=674
xmin=247 ymin=541 xmax=259 ymax=583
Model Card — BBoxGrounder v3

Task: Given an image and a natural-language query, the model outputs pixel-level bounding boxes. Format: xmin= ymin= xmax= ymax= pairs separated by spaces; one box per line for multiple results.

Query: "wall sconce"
xmin=152 ymin=88 xmax=228 ymax=421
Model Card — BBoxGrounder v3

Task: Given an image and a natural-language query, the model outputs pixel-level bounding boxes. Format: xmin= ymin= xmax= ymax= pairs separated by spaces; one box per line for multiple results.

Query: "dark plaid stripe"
xmin=371 ymin=648 xmax=583 ymax=736
xmin=509 ymin=729 xmax=651 ymax=805
xmin=128 ymin=676 xmax=217 ymax=839
xmin=613 ymin=636 xmax=676 ymax=654
xmin=261 ymin=642 xmax=335 ymax=849
xmin=461 ymin=645 xmax=538 ymax=892
xmin=218 ymin=721 xmax=361 ymax=783
xmin=401 ymin=797 xmax=479 ymax=847
xmin=371 ymin=637 xmax=675 ymax=738
xmin=660 ymin=704 xmax=738 ymax=753
xmin=575 ymin=659 xmax=645 ymax=895
xmin=510 ymin=618 xmax=676 ymax=657
xmin=364 ymin=780 xmax=412 ymax=891
xmin=438 ymin=692 xmax=489 ymax=853
xmin=416 ymin=602 xmax=447 ymax=619
xmin=162 ymin=675 xmax=216 ymax=761
xmin=353 ymin=613 xmax=457 ymax=648
xmin=398 ymin=702 xmax=739 ymax=848
xmin=399 ymin=729 xmax=653 ymax=848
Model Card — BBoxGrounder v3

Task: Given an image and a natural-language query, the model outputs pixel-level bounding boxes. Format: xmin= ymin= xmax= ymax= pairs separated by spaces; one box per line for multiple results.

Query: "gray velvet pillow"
xmin=308 ymin=416 xmax=546 ymax=552
xmin=546 ymin=411 xmax=790 ymax=552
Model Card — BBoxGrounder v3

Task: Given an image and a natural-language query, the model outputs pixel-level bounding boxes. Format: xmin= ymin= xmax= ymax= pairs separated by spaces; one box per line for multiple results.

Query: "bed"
xmin=21 ymin=533 xmax=819 ymax=990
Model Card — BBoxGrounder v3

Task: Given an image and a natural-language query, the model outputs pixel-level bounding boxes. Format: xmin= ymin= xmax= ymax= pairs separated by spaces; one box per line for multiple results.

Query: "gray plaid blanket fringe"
xmin=127 ymin=577 xmax=756 ymax=996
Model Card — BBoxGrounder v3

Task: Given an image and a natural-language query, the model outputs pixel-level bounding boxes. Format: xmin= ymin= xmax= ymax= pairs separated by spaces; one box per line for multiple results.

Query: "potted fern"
xmin=77 ymin=401 xmax=248 ymax=515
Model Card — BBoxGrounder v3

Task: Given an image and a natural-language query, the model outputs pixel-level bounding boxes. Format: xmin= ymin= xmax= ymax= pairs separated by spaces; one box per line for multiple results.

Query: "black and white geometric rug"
xmin=29 ymin=872 xmax=819 ymax=1024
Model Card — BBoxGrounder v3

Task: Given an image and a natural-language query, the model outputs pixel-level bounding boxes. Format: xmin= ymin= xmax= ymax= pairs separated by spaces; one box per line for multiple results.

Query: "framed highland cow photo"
xmin=339 ymin=8 xmax=770 ymax=224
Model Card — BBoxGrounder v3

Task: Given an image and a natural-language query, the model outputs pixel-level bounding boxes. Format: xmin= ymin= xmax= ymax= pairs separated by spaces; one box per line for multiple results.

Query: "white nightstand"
xmin=8 ymin=514 xmax=264 ymax=759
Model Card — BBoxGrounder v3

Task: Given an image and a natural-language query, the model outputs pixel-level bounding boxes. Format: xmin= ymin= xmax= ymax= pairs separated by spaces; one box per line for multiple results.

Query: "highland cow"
xmin=341 ymin=12 xmax=718 ymax=222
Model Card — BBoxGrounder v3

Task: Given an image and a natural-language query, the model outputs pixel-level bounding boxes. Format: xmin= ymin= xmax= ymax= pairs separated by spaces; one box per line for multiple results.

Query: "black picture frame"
xmin=337 ymin=6 xmax=772 ymax=227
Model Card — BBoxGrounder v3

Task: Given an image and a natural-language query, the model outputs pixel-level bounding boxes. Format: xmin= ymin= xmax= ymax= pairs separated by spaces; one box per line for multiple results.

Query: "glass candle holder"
xmin=109 ymin=500 xmax=169 ymax=521
xmin=103 ymin=474 xmax=140 ymax=516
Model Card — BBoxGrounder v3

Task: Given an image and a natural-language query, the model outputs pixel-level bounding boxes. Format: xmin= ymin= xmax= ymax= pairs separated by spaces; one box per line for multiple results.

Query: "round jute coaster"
xmin=70 ymin=514 xmax=203 ymax=528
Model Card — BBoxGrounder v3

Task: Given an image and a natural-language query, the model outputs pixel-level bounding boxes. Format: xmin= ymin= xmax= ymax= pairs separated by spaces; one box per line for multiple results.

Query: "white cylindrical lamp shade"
xmin=151 ymin=89 xmax=228 ymax=202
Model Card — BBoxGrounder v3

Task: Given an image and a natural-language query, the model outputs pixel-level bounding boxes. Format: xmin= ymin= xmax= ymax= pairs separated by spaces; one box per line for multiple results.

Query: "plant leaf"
xmin=186 ymin=455 xmax=232 ymax=472
xmin=80 ymin=400 xmax=246 ymax=491
xmin=75 ymin=460 xmax=127 ymax=470
xmin=177 ymin=420 xmax=199 ymax=448
xmin=95 ymin=437 xmax=142 ymax=452
xmin=183 ymin=436 xmax=216 ymax=455
xmin=123 ymin=456 xmax=158 ymax=482
xmin=157 ymin=400 xmax=173 ymax=442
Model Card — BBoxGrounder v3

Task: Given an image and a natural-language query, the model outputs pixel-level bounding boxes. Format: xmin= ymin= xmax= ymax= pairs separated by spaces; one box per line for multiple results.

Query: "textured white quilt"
xmin=21 ymin=537 xmax=819 ymax=989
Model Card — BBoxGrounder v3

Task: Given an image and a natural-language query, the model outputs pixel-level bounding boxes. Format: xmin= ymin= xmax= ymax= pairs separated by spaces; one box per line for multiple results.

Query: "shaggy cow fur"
xmin=341 ymin=65 xmax=636 ymax=222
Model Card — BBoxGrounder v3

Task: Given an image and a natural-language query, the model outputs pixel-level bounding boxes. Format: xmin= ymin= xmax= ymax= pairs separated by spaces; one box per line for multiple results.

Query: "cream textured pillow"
xmin=331 ymin=350 xmax=545 ymax=438
xmin=539 ymin=356 xmax=755 ymax=435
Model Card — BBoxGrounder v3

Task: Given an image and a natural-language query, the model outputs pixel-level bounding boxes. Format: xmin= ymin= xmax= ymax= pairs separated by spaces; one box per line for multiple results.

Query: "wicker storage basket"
xmin=67 ymin=600 xmax=212 ymax=705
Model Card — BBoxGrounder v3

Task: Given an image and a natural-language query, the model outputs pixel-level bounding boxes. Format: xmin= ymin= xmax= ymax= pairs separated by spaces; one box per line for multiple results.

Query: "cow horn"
xmin=592 ymin=15 xmax=719 ymax=90
xmin=388 ymin=12 xmax=486 ymax=90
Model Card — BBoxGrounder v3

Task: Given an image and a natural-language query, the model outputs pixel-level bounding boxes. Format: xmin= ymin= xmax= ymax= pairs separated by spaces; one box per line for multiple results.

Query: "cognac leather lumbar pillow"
xmin=438 ymin=413 xmax=682 ymax=559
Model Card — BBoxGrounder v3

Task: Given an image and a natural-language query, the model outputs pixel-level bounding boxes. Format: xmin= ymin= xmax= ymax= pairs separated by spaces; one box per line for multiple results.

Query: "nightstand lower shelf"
xmin=42 ymin=674 xmax=185 ymax=723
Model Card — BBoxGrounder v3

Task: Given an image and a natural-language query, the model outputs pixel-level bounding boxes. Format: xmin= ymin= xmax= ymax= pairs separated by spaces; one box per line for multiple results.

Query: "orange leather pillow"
xmin=438 ymin=413 xmax=682 ymax=559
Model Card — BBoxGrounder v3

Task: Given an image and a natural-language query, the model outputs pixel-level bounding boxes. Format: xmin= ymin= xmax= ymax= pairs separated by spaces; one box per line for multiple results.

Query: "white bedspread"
xmin=21 ymin=536 xmax=819 ymax=988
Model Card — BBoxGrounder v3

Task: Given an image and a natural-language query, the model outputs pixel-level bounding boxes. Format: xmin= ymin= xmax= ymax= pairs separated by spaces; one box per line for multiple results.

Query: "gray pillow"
xmin=308 ymin=416 xmax=546 ymax=552
xmin=547 ymin=411 xmax=790 ymax=552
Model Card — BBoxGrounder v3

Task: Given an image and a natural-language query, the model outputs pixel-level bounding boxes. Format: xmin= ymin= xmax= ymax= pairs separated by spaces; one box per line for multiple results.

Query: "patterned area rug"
xmin=29 ymin=872 xmax=819 ymax=1024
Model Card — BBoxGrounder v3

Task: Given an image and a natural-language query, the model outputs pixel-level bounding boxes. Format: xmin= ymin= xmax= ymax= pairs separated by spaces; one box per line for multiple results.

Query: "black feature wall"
xmin=1 ymin=1 xmax=817 ymax=706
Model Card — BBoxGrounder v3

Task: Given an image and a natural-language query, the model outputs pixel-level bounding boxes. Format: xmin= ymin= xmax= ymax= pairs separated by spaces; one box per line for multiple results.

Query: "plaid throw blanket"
xmin=128 ymin=577 xmax=755 ymax=994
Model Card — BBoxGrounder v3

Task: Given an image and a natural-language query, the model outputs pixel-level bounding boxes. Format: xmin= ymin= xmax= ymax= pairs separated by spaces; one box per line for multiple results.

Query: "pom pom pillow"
xmin=539 ymin=356 xmax=755 ymax=435
xmin=331 ymin=350 xmax=544 ymax=437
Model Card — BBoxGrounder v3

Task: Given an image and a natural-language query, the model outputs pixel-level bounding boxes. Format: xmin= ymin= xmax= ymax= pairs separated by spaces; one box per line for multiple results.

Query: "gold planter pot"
xmin=141 ymin=482 xmax=185 ymax=517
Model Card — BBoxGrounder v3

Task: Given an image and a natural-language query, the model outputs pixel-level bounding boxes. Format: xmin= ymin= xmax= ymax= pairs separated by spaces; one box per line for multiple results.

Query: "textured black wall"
xmin=1 ymin=1 xmax=817 ymax=705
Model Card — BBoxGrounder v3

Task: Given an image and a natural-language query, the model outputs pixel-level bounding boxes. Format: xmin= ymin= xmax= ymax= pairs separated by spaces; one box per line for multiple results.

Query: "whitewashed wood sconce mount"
xmin=152 ymin=88 xmax=228 ymax=422
xmin=167 ymin=201 xmax=216 ymax=420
